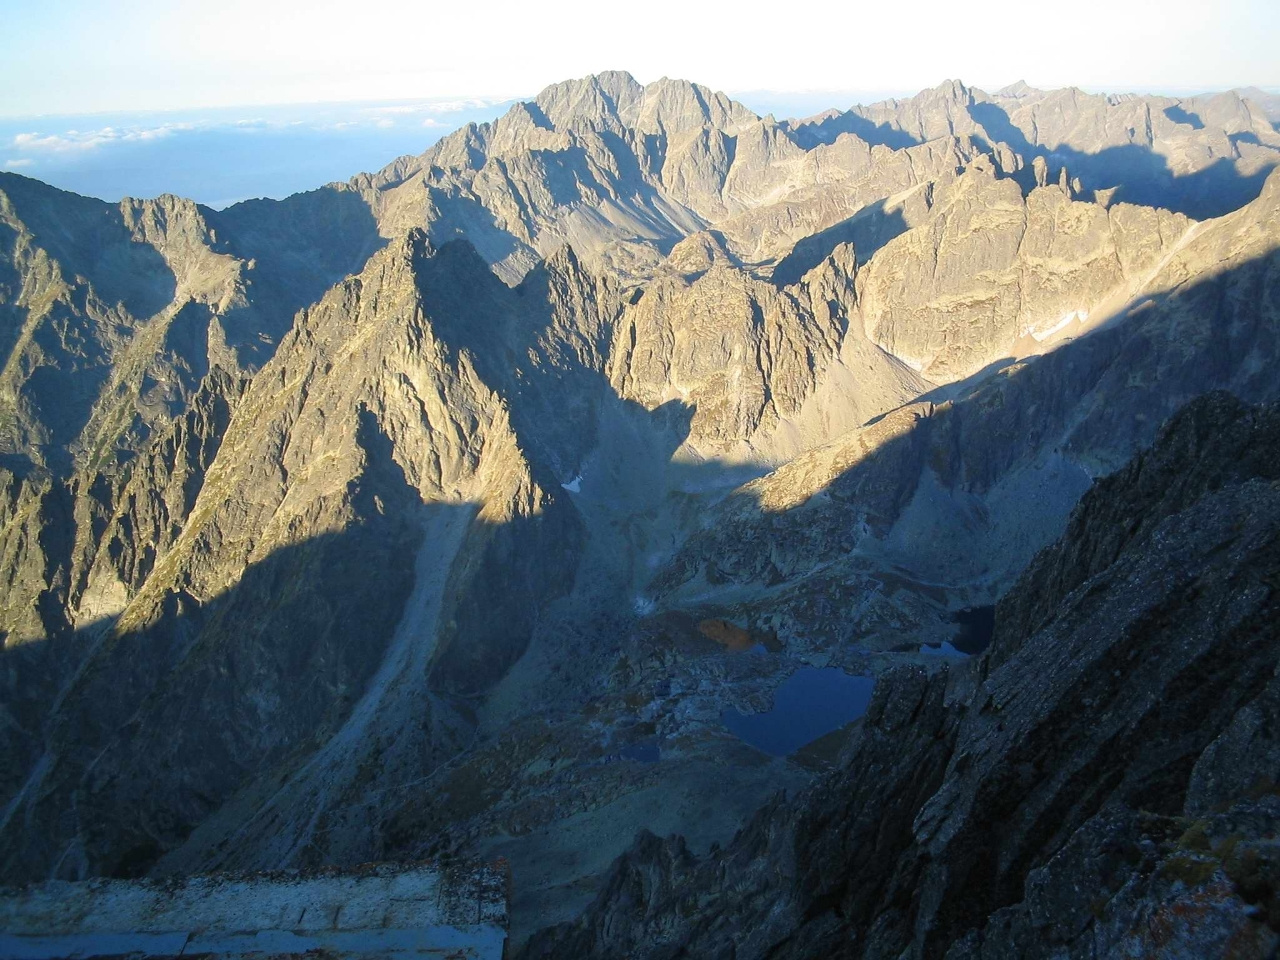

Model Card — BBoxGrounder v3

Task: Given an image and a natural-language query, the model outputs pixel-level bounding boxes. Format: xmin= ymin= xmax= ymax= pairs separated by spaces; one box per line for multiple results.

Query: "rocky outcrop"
xmin=69 ymin=368 xmax=245 ymax=628
xmin=788 ymin=80 xmax=1280 ymax=220
xmin=0 ymin=178 xmax=233 ymax=465
xmin=650 ymin=168 xmax=1280 ymax=621
xmin=609 ymin=253 xmax=843 ymax=452
xmin=856 ymin=157 xmax=1191 ymax=381
xmin=607 ymin=239 xmax=934 ymax=459
xmin=991 ymin=391 xmax=1280 ymax=667
xmin=524 ymin=391 xmax=1280 ymax=959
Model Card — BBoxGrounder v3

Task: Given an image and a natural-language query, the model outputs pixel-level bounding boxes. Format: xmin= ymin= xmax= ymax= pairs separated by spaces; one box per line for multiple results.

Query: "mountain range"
xmin=2 ymin=71 xmax=1279 ymax=955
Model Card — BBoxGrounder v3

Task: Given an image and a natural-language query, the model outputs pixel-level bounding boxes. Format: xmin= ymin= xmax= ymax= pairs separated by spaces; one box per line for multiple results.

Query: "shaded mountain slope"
xmin=525 ymin=390 xmax=1280 ymax=960
xmin=0 ymin=231 xmax=588 ymax=879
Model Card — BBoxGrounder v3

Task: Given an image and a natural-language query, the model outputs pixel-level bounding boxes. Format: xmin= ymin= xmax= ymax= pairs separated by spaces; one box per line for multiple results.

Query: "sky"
xmin=1 ymin=0 xmax=1276 ymax=206
xmin=3 ymin=0 xmax=1277 ymax=116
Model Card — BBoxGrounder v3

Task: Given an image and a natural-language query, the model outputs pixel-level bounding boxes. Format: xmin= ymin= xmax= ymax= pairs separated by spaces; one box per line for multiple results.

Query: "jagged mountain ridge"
xmin=232 ymin=71 xmax=1280 ymax=286
xmin=787 ymin=79 xmax=1280 ymax=216
xmin=362 ymin=71 xmax=1280 ymax=275
xmin=1 ymin=70 xmax=1278 ymax=951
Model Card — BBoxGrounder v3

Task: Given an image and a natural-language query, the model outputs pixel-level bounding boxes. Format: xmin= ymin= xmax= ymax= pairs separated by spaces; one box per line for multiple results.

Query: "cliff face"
xmin=646 ymin=169 xmax=1280 ymax=653
xmin=524 ymin=391 xmax=1280 ymax=960
xmin=606 ymin=241 xmax=930 ymax=458
xmin=856 ymin=159 xmax=1192 ymax=381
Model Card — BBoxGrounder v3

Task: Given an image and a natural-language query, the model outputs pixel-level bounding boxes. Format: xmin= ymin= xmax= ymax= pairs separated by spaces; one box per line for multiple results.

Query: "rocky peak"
xmin=994 ymin=79 xmax=1041 ymax=100
xmin=933 ymin=77 xmax=976 ymax=103
xmin=624 ymin=76 xmax=759 ymax=137
xmin=842 ymin=79 xmax=985 ymax=145
xmin=532 ymin=70 xmax=645 ymax=133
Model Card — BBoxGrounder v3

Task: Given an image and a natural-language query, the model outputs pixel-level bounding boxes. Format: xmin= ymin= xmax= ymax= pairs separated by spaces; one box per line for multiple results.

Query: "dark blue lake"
xmin=721 ymin=667 xmax=876 ymax=757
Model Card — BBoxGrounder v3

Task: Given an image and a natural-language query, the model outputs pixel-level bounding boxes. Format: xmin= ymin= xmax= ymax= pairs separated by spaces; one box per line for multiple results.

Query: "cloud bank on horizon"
xmin=0 ymin=98 xmax=514 ymax=208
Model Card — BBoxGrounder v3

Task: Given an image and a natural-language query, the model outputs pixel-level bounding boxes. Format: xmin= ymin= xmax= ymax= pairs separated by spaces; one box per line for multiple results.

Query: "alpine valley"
xmin=3 ymin=71 xmax=1280 ymax=957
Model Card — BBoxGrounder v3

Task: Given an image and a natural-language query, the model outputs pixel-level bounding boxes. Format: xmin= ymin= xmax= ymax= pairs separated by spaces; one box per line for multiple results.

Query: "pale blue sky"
xmin=2 ymin=0 xmax=1277 ymax=118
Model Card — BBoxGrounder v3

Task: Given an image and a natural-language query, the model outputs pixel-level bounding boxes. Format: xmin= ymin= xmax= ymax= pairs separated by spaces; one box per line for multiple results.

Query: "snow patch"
xmin=897 ymin=354 xmax=926 ymax=372
xmin=561 ymin=473 xmax=582 ymax=493
xmin=1028 ymin=309 xmax=1088 ymax=343
xmin=632 ymin=595 xmax=656 ymax=616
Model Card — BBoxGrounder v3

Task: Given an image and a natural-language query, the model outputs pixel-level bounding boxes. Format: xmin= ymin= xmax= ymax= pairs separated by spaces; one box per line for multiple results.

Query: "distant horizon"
xmin=4 ymin=75 xmax=1280 ymax=124
xmin=0 ymin=97 xmax=518 ymax=209
xmin=4 ymin=73 xmax=1278 ymax=210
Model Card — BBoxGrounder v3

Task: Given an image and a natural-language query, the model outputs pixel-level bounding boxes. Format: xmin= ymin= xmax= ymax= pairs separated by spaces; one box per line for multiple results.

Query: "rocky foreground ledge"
xmin=524 ymin=391 xmax=1280 ymax=959
xmin=0 ymin=860 xmax=508 ymax=959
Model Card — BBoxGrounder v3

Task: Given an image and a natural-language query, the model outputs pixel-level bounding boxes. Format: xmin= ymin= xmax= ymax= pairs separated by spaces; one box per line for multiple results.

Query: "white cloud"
xmin=421 ymin=98 xmax=508 ymax=113
xmin=13 ymin=131 xmax=96 ymax=152
xmin=2 ymin=100 xmax=482 ymax=167
xmin=11 ymin=122 xmax=199 ymax=154
xmin=365 ymin=97 xmax=506 ymax=118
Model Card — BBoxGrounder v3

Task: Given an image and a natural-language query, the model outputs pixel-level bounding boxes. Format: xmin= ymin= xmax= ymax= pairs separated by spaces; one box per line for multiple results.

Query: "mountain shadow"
xmin=0 ymin=404 xmax=427 ymax=881
xmin=967 ymin=100 xmax=1278 ymax=219
xmin=514 ymin=241 xmax=1280 ymax=960
xmin=0 ymin=173 xmax=178 ymax=321
xmin=2 ymin=235 xmax=1276 ymax=933
xmin=0 ymin=279 xmax=707 ymax=884
xmin=206 ymin=184 xmax=388 ymax=356
xmin=785 ymin=112 xmax=925 ymax=151
xmin=522 ymin=389 xmax=1280 ymax=960
xmin=771 ymin=198 xmax=910 ymax=287
xmin=1163 ymin=104 xmax=1205 ymax=130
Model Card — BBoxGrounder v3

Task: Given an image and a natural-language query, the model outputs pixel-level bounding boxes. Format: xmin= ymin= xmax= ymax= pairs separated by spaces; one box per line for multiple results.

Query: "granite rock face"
xmin=857 ymin=158 xmax=1192 ymax=381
